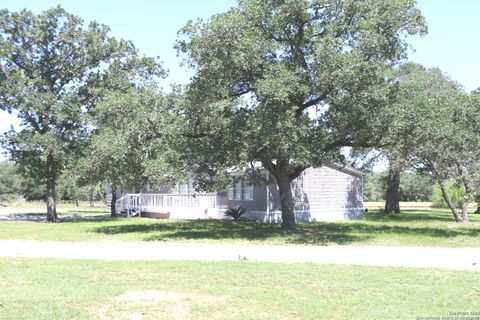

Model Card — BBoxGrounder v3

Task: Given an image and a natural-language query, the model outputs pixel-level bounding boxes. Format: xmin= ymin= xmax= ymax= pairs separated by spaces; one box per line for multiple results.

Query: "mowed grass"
xmin=1 ymin=257 xmax=480 ymax=320
xmin=1 ymin=208 xmax=480 ymax=246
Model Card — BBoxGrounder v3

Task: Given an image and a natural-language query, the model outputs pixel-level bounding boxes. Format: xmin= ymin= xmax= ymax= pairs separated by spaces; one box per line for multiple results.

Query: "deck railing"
xmin=115 ymin=193 xmax=217 ymax=217
xmin=115 ymin=193 xmax=142 ymax=217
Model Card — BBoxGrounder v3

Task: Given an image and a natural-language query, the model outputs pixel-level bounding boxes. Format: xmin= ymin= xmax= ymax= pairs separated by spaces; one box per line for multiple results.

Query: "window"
xmin=228 ymin=180 xmax=253 ymax=201
xmin=178 ymin=180 xmax=195 ymax=194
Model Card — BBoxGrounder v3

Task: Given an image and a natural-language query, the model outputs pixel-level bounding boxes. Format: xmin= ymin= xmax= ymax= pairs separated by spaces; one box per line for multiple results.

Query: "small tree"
xmin=80 ymin=85 xmax=185 ymax=216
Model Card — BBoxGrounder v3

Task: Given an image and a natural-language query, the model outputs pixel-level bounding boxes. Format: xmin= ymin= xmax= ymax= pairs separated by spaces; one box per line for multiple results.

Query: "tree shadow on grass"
xmin=60 ymin=215 xmax=115 ymax=222
xmin=364 ymin=210 xmax=457 ymax=222
xmin=290 ymin=222 xmax=480 ymax=245
xmin=0 ymin=213 xmax=46 ymax=221
xmin=93 ymin=220 xmax=369 ymax=245
xmin=0 ymin=210 xmax=112 ymax=222
xmin=4 ymin=212 xmax=46 ymax=216
xmin=4 ymin=215 xmax=116 ymax=223
xmin=91 ymin=218 xmax=480 ymax=245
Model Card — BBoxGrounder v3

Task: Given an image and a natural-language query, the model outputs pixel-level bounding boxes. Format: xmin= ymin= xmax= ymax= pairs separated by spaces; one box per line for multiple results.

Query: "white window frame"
xmin=178 ymin=179 xmax=195 ymax=195
xmin=228 ymin=180 xmax=253 ymax=201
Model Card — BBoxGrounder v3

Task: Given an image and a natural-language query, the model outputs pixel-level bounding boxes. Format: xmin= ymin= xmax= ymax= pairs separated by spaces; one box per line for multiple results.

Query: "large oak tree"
xmin=176 ymin=0 xmax=426 ymax=230
xmin=384 ymin=63 xmax=480 ymax=222
xmin=0 ymin=7 xmax=162 ymax=221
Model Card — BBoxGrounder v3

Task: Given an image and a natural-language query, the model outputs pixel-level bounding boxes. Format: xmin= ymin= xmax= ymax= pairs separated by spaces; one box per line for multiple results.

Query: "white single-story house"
xmin=111 ymin=163 xmax=364 ymax=222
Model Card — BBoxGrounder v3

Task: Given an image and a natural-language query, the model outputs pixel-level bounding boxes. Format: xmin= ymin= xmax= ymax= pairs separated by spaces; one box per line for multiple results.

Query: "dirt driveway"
xmin=0 ymin=240 xmax=479 ymax=271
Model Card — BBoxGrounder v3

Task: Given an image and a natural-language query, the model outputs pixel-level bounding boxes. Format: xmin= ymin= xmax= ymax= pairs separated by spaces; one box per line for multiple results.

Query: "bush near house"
xmin=224 ymin=206 xmax=247 ymax=221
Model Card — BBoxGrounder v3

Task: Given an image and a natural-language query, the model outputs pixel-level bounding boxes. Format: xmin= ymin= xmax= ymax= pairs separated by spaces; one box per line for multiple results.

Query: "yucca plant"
xmin=224 ymin=206 xmax=247 ymax=221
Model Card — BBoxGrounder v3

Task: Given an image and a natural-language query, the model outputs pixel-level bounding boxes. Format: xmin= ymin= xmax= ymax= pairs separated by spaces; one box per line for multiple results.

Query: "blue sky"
xmin=0 ymin=0 xmax=237 ymax=150
xmin=408 ymin=0 xmax=480 ymax=92
xmin=1 ymin=0 xmax=479 ymax=159
xmin=0 ymin=0 xmax=237 ymax=87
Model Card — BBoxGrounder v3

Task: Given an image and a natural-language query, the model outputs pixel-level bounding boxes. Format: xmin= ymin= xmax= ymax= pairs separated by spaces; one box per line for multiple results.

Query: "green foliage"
xmin=383 ymin=63 xmax=480 ymax=220
xmin=15 ymin=177 xmax=45 ymax=201
xmin=363 ymin=172 xmax=386 ymax=202
xmin=432 ymin=181 xmax=466 ymax=209
xmin=176 ymin=0 xmax=426 ymax=228
xmin=364 ymin=171 xmax=434 ymax=202
xmin=399 ymin=172 xmax=434 ymax=202
xmin=79 ymin=85 xmax=181 ymax=193
xmin=0 ymin=191 xmax=22 ymax=203
xmin=1 ymin=7 xmax=115 ymax=182
xmin=0 ymin=160 xmax=45 ymax=201
xmin=224 ymin=206 xmax=247 ymax=221
xmin=56 ymin=173 xmax=105 ymax=202
xmin=0 ymin=7 xmax=164 ymax=218
xmin=0 ymin=161 xmax=22 ymax=197
xmin=0 ymin=160 xmax=106 ymax=202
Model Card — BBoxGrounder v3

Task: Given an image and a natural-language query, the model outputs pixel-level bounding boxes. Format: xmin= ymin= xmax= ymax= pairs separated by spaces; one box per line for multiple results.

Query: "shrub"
xmin=363 ymin=172 xmax=386 ymax=201
xmin=431 ymin=181 xmax=465 ymax=208
xmin=399 ymin=172 xmax=434 ymax=202
xmin=224 ymin=206 xmax=247 ymax=221
xmin=0 ymin=193 xmax=24 ymax=205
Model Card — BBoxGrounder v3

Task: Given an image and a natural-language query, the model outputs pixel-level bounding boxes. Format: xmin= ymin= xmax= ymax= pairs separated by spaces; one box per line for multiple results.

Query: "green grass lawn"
xmin=1 ymin=257 xmax=479 ymax=320
xmin=1 ymin=208 xmax=480 ymax=246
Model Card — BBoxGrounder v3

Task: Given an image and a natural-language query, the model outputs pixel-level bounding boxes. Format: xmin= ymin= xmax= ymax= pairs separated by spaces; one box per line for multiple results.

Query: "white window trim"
xmin=177 ymin=179 xmax=195 ymax=195
xmin=228 ymin=180 xmax=253 ymax=201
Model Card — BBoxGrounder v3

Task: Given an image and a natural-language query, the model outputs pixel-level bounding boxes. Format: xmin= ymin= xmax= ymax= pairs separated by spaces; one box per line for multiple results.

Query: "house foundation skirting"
xmin=142 ymin=206 xmax=220 ymax=220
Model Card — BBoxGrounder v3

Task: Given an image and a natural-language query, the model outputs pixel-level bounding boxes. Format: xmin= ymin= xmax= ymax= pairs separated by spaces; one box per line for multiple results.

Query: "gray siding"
xmin=115 ymin=164 xmax=363 ymax=222
xmin=218 ymin=165 xmax=363 ymax=222
xmin=217 ymin=184 xmax=267 ymax=219
xmin=289 ymin=165 xmax=363 ymax=221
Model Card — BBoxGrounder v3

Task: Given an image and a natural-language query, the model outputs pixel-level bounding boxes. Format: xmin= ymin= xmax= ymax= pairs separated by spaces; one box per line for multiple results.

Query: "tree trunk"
xmin=384 ymin=167 xmax=401 ymax=214
xmin=110 ymin=186 xmax=117 ymax=218
xmin=277 ymin=174 xmax=296 ymax=231
xmin=45 ymin=152 xmax=58 ymax=222
xmin=88 ymin=188 xmax=94 ymax=207
xmin=461 ymin=199 xmax=470 ymax=222
xmin=457 ymin=164 xmax=471 ymax=222
xmin=437 ymin=179 xmax=463 ymax=222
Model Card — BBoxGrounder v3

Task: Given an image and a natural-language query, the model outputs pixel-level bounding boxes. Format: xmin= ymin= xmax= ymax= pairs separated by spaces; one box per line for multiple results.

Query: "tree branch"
xmin=325 ymin=136 xmax=385 ymax=151
xmin=298 ymin=88 xmax=332 ymax=113
xmin=288 ymin=165 xmax=308 ymax=181
xmin=261 ymin=160 xmax=277 ymax=177
xmin=24 ymin=111 xmax=43 ymax=133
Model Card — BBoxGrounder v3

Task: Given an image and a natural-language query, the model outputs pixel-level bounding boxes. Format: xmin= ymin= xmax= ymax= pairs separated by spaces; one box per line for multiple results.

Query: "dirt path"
xmin=1 ymin=240 xmax=479 ymax=271
xmin=0 ymin=209 xmax=106 ymax=221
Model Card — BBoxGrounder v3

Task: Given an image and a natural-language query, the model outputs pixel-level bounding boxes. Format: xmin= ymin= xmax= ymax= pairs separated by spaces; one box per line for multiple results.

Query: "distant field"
xmin=1 ymin=208 xmax=479 ymax=247
xmin=0 ymin=202 xmax=108 ymax=218
xmin=1 ymin=200 xmax=106 ymax=210
xmin=364 ymin=201 xmax=477 ymax=209
xmin=364 ymin=201 xmax=433 ymax=209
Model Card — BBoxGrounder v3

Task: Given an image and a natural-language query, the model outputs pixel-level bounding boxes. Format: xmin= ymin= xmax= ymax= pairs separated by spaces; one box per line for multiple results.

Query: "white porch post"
xmin=266 ymin=171 xmax=270 ymax=218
